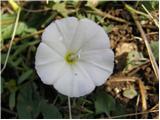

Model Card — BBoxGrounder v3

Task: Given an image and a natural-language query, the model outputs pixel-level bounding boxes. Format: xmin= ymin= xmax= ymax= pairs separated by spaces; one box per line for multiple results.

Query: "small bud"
xmin=8 ymin=0 xmax=21 ymax=12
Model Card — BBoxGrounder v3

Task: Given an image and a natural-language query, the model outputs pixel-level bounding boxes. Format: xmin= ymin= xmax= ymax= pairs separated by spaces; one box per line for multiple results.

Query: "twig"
xmin=88 ymin=5 xmax=129 ymax=23
xmin=125 ymin=4 xmax=159 ymax=80
xmin=68 ymin=96 xmax=72 ymax=119
xmin=105 ymin=112 xmax=111 ymax=118
xmin=82 ymin=107 xmax=94 ymax=114
xmin=124 ymin=60 xmax=150 ymax=76
xmin=108 ymin=76 xmax=138 ymax=83
xmin=142 ymin=24 xmax=158 ymax=30
xmin=53 ymin=95 xmax=58 ymax=105
xmin=138 ymin=79 xmax=147 ymax=118
xmin=1 ymin=107 xmax=17 ymax=115
xmin=135 ymin=95 xmax=140 ymax=119
xmin=150 ymin=103 xmax=159 ymax=111
xmin=146 ymin=32 xmax=159 ymax=36
xmin=1 ymin=8 xmax=21 ymax=74
xmin=142 ymin=4 xmax=159 ymax=28
xmin=110 ymin=109 xmax=158 ymax=119
xmin=22 ymin=7 xmax=51 ymax=13
xmin=1 ymin=29 xmax=44 ymax=51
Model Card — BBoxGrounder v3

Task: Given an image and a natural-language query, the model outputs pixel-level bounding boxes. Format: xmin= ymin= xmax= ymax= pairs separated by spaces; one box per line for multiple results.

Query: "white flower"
xmin=35 ymin=17 xmax=114 ymax=97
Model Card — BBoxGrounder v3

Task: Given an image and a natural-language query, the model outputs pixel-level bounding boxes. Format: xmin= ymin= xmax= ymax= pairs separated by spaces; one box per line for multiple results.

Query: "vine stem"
xmin=1 ymin=8 xmax=21 ymax=74
xmin=68 ymin=96 xmax=72 ymax=119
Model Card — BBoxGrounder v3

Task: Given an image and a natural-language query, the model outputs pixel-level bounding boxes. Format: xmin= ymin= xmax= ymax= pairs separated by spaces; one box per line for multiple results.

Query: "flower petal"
xmin=42 ymin=22 xmax=67 ymax=56
xmin=53 ymin=63 xmax=95 ymax=97
xmin=72 ymin=64 xmax=95 ymax=97
xmin=55 ymin=17 xmax=79 ymax=49
xmin=70 ymin=18 xmax=110 ymax=52
xmin=80 ymin=49 xmax=114 ymax=72
xmin=79 ymin=49 xmax=114 ymax=85
xmin=79 ymin=61 xmax=110 ymax=86
xmin=54 ymin=64 xmax=73 ymax=96
xmin=35 ymin=61 xmax=65 ymax=85
xmin=35 ymin=43 xmax=63 ymax=66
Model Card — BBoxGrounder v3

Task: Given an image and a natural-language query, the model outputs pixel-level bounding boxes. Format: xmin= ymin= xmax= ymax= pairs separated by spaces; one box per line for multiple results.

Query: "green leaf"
xmin=18 ymin=69 xmax=33 ymax=84
xmin=1 ymin=13 xmax=16 ymax=20
xmin=13 ymin=40 xmax=39 ymax=58
xmin=9 ymin=92 xmax=16 ymax=110
xmin=5 ymin=79 xmax=17 ymax=92
xmin=94 ymin=91 xmax=115 ymax=114
xmin=103 ymin=24 xmax=114 ymax=33
xmin=1 ymin=15 xmax=36 ymax=40
xmin=40 ymin=100 xmax=62 ymax=119
xmin=150 ymin=41 xmax=159 ymax=61
xmin=123 ymin=85 xmax=137 ymax=99
xmin=15 ymin=22 xmax=27 ymax=35
xmin=57 ymin=94 xmax=68 ymax=104
xmin=124 ymin=51 xmax=148 ymax=72
xmin=1 ymin=22 xmax=27 ymax=40
xmin=111 ymin=102 xmax=126 ymax=118
xmin=52 ymin=2 xmax=68 ymax=17
xmin=17 ymin=83 xmax=40 ymax=118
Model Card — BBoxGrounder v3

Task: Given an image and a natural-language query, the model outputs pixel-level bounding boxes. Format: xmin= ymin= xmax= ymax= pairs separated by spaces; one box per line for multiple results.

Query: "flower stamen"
xmin=65 ymin=51 xmax=79 ymax=64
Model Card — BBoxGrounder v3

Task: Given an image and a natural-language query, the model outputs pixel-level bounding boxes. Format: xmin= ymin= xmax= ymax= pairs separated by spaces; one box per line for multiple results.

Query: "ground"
xmin=1 ymin=1 xmax=159 ymax=119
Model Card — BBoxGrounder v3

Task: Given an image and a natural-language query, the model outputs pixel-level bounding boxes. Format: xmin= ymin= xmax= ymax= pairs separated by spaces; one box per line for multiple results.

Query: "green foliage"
xmin=40 ymin=100 xmax=62 ymax=119
xmin=103 ymin=24 xmax=114 ymax=33
xmin=16 ymin=82 xmax=62 ymax=118
xmin=94 ymin=91 xmax=115 ymax=115
xmin=2 ymin=20 xmax=36 ymax=40
xmin=1 ymin=13 xmax=16 ymax=21
xmin=111 ymin=102 xmax=126 ymax=118
xmin=124 ymin=51 xmax=148 ymax=72
xmin=94 ymin=90 xmax=126 ymax=118
xmin=150 ymin=41 xmax=159 ymax=61
xmin=123 ymin=85 xmax=137 ymax=99
xmin=142 ymin=1 xmax=159 ymax=11
xmin=18 ymin=70 xmax=33 ymax=84
xmin=17 ymin=83 xmax=40 ymax=118
xmin=5 ymin=79 xmax=17 ymax=92
xmin=9 ymin=91 xmax=16 ymax=110
xmin=52 ymin=2 xmax=68 ymax=17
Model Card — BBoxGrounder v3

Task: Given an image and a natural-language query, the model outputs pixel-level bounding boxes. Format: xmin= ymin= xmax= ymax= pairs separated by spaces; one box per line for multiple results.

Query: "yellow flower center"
xmin=65 ymin=51 xmax=79 ymax=64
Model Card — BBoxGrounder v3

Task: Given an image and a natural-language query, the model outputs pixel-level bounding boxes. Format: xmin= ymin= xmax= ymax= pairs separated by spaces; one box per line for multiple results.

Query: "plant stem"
xmin=125 ymin=4 xmax=149 ymax=18
xmin=68 ymin=96 xmax=72 ymax=119
xmin=1 ymin=8 xmax=21 ymax=74
xmin=88 ymin=5 xmax=129 ymax=23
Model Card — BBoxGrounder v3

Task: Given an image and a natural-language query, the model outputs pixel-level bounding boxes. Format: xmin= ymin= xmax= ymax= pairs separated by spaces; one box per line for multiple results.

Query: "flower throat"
xmin=65 ymin=51 xmax=79 ymax=64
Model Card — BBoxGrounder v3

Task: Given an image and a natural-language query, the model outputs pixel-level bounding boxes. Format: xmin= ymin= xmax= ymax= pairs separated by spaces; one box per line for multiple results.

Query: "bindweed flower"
xmin=35 ymin=17 xmax=114 ymax=97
